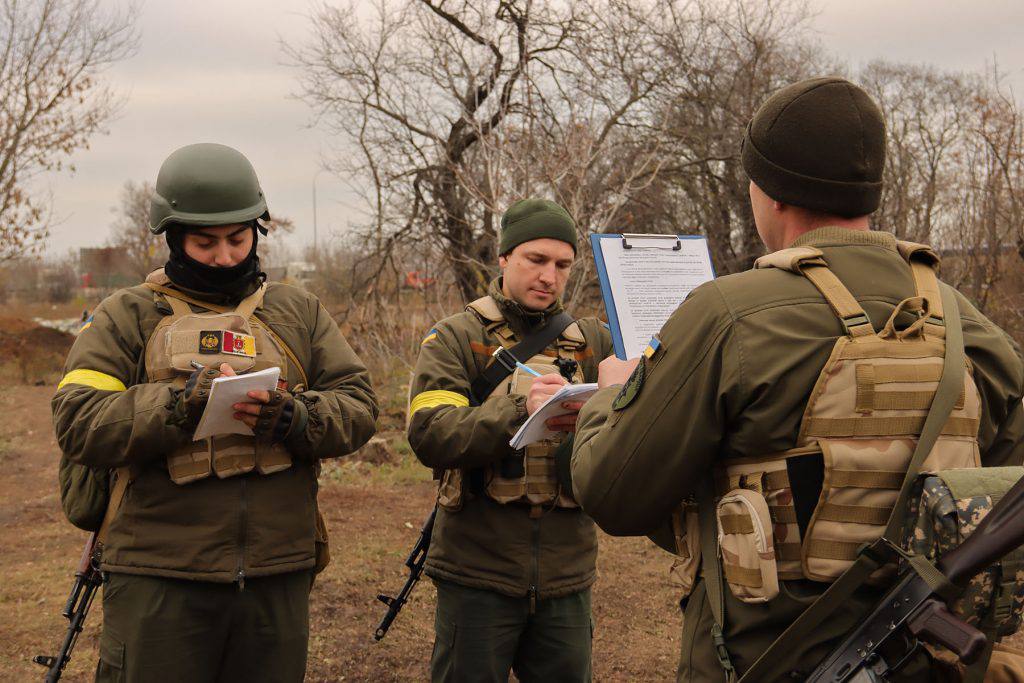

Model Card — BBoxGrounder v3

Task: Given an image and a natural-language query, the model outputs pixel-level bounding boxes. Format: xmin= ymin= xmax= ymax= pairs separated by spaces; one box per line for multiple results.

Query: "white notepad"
xmin=509 ymin=383 xmax=599 ymax=449
xmin=193 ymin=367 xmax=281 ymax=441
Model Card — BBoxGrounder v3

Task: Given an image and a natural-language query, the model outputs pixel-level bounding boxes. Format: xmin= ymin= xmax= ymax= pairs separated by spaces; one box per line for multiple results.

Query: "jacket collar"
xmin=488 ymin=277 xmax=564 ymax=338
xmin=790 ymin=226 xmax=897 ymax=251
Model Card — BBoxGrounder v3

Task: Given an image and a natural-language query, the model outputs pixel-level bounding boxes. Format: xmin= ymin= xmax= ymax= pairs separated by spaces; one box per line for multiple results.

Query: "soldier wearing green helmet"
xmin=52 ymin=143 xmax=379 ymax=682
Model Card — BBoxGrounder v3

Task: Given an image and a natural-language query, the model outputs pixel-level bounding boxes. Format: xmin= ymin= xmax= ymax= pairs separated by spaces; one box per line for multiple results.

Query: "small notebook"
xmin=509 ymin=383 xmax=599 ymax=449
xmin=193 ymin=367 xmax=281 ymax=441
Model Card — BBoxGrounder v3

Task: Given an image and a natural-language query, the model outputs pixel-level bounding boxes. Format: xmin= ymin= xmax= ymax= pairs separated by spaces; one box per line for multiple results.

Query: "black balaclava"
xmin=164 ymin=222 xmax=265 ymax=298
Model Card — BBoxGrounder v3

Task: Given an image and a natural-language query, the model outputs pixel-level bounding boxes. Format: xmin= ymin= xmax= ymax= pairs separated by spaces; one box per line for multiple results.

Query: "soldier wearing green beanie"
xmin=499 ymin=198 xmax=578 ymax=255
xmin=570 ymin=76 xmax=1024 ymax=681
xmin=406 ymin=197 xmax=612 ymax=682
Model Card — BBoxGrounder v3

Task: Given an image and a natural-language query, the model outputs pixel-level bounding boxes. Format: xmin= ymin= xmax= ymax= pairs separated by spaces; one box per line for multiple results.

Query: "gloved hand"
xmin=172 ymin=365 xmax=223 ymax=429
xmin=250 ymin=390 xmax=298 ymax=443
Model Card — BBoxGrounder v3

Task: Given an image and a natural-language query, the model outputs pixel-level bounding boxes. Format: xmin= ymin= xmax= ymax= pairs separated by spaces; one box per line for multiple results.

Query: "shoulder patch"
xmin=642 ymin=337 xmax=662 ymax=359
xmin=421 ymin=328 xmax=439 ymax=346
xmin=79 ymin=314 xmax=94 ymax=332
xmin=612 ymin=358 xmax=646 ymax=410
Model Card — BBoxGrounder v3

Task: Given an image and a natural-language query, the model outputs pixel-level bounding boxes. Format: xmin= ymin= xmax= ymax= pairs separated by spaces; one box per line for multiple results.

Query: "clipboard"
xmin=591 ymin=233 xmax=716 ymax=359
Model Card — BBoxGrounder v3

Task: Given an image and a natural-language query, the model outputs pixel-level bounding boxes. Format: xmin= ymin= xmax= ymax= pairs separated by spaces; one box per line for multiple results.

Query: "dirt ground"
xmin=0 ymin=385 xmax=682 ymax=682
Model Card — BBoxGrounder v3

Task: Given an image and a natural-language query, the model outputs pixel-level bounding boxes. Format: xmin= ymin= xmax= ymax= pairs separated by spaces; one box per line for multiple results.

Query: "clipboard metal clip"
xmin=621 ymin=233 xmax=681 ymax=251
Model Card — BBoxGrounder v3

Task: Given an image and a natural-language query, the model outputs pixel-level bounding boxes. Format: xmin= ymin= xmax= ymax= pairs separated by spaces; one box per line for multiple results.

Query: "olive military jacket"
xmin=52 ymin=277 xmax=379 ymax=582
xmin=408 ymin=279 xmax=613 ymax=599
xmin=572 ymin=228 xmax=1024 ymax=680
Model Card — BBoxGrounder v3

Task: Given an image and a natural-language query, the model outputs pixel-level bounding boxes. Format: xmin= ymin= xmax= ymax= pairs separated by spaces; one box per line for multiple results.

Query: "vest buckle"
xmin=491 ymin=346 xmax=519 ymax=372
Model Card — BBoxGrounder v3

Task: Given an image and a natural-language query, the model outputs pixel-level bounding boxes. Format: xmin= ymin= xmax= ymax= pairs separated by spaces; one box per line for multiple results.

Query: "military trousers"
xmin=430 ymin=579 xmax=593 ymax=683
xmin=95 ymin=570 xmax=313 ymax=683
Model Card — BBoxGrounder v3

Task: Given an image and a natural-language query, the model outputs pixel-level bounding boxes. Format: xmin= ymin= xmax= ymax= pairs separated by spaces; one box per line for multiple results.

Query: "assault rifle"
xmin=807 ymin=473 xmax=1024 ymax=682
xmin=34 ymin=533 xmax=102 ymax=682
xmin=374 ymin=506 xmax=436 ymax=641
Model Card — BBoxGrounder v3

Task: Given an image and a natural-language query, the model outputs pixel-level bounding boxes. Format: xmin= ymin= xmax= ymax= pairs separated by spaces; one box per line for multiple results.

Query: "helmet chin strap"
xmin=164 ymin=223 xmax=265 ymax=297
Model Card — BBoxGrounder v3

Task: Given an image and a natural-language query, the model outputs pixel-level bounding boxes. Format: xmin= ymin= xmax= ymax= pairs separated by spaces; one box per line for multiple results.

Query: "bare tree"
xmin=0 ymin=0 xmax=137 ymax=261
xmin=107 ymin=180 xmax=164 ymax=280
xmin=290 ymin=0 xmax=666 ymax=303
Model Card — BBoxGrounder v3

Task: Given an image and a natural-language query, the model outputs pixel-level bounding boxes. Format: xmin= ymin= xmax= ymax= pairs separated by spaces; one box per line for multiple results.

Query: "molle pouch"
xmin=717 ymin=488 xmax=779 ymax=603
xmin=211 ymin=434 xmax=256 ymax=479
xmin=507 ymin=360 xmax=560 ymax=397
xmin=903 ymin=467 xmax=1024 ymax=639
xmin=168 ymin=439 xmax=212 ymax=485
xmin=256 ymin=442 xmax=292 ymax=475
xmin=668 ymin=502 xmax=701 ymax=597
xmin=437 ymin=469 xmax=465 ymax=511
xmin=165 ymin=312 xmax=257 ymax=375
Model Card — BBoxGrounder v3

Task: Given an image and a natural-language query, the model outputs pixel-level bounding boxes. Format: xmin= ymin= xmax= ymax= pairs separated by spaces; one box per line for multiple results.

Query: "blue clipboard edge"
xmin=590 ymin=233 xmax=715 ymax=359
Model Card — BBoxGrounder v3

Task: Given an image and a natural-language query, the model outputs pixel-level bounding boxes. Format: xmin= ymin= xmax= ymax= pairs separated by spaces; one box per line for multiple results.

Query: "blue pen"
xmin=516 ymin=361 xmax=542 ymax=378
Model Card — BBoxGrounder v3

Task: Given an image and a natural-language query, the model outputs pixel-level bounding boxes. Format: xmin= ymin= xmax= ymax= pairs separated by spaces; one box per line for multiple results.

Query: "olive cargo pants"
xmin=430 ymin=579 xmax=593 ymax=683
xmin=95 ymin=571 xmax=312 ymax=683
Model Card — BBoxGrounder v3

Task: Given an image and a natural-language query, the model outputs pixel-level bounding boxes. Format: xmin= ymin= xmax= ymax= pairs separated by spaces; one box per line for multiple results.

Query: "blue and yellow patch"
xmin=79 ymin=314 xmax=94 ymax=332
xmin=421 ymin=328 xmax=439 ymax=346
xmin=643 ymin=337 xmax=661 ymax=359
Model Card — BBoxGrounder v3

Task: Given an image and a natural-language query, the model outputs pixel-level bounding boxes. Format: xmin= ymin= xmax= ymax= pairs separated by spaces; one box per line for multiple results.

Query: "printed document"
xmin=596 ymin=235 xmax=715 ymax=359
xmin=193 ymin=366 xmax=281 ymax=441
xmin=509 ymin=383 xmax=599 ymax=449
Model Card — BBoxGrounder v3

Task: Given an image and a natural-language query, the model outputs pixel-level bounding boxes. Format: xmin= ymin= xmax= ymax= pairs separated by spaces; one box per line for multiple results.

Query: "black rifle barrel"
xmin=373 ymin=507 xmax=436 ymax=641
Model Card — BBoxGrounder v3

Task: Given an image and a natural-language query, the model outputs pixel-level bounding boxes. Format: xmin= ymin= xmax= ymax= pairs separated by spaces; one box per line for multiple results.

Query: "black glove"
xmin=171 ymin=365 xmax=222 ymax=429
xmin=252 ymin=390 xmax=298 ymax=443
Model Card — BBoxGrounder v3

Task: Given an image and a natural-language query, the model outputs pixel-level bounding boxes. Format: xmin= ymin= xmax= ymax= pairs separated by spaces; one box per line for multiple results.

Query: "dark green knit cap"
xmin=499 ymin=199 xmax=577 ymax=255
xmin=741 ymin=77 xmax=886 ymax=217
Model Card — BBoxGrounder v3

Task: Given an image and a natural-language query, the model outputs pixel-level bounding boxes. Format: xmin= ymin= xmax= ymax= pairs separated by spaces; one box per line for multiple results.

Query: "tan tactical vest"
xmin=142 ymin=270 xmax=307 ymax=485
xmin=670 ymin=243 xmax=982 ymax=603
xmin=437 ymin=296 xmax=586 ymax=513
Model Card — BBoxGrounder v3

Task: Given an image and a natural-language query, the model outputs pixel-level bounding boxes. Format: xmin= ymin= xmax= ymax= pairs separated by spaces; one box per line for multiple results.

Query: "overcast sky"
xmin=38 ymin=0 xmax=1024 ymax=258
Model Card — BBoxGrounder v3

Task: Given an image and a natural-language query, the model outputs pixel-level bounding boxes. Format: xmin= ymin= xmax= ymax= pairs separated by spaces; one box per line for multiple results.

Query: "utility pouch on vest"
xmin=212 ymin=434 xmax=257 ymax=478
xmin=668 ymin=501 xmax=701 ymax=596
xmin=167 ymin=439 xmax=213 ymax=484
xmin=717 ymin=488 xmax=780 ymax=603
xmin=903 ymin=466 xmax=1024 ymax=639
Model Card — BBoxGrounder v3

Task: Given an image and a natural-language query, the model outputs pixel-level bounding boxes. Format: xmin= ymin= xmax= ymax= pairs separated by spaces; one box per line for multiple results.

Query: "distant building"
xmin=80 ymin=247 xmax=134 ymax=289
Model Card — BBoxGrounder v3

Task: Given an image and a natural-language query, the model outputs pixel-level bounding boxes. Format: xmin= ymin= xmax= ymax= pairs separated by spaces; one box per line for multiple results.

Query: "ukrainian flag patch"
xmin=642 ymin=337 xmax=661 ymax=359
xmin=421 ymin=328 xmax=439 ymax=346
xmin=79 ymin=314 xmax=94 ymax=332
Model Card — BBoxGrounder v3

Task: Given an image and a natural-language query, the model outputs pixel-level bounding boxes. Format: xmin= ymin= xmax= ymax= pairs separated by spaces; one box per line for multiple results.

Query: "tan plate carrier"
xmin=143 ymin=272 xmax=307 ymax=485
xmin=669 ymin=242 xmax=983 ymax=603
xmin=437 ymin=295 xmax=586 ymax=515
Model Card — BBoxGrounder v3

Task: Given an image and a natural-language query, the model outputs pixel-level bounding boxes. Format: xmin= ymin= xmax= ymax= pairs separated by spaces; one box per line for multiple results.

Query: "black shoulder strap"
xmin=469 ymin=311 xmax=575 ymax=406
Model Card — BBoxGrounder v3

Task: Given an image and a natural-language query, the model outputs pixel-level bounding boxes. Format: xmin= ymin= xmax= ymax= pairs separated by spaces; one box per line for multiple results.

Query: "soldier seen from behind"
xmin=406 ymin=199 xmax=614 ymax=682
xmin=51 ymin=143 xmax=379 ymax=682
xmin=570 ymin=78 xmax=1024 ymax=681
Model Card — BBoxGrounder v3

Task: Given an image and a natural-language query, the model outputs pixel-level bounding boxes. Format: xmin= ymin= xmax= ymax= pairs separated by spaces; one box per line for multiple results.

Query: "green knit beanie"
xmin=499 ymin=199 xmax=577 ymax=255
xmin=741 ymin=77 xmax=886 ymax=217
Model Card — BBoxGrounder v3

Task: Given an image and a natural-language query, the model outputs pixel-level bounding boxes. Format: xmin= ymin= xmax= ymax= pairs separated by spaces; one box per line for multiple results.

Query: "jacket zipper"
xmin=529 ymin=514 xmax=540 ymax=614
xmin=236 ymin=478 xmax=247 ymax=591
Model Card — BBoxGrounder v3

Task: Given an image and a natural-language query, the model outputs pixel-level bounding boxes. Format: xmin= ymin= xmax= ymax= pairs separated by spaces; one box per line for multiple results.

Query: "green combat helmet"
xmin=149 ymin=143 xmax=271 ymax=234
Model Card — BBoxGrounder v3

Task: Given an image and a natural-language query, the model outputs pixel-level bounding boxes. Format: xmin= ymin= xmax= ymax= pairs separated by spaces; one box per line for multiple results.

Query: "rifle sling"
xmin=97 ymin=466 xmax=130 ymax=548
xmin=735 ymin=284 xmax=966 ymax=681
xmin=469 ymin=311 xmax=575 ymax=406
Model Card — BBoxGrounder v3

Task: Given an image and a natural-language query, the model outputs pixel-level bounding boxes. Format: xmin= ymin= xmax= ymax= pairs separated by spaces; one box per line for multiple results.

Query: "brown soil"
xmin=0 ymin=316 xmax=74 ymax=384
xmin=0 ymin=385 xmax=680 ymax=682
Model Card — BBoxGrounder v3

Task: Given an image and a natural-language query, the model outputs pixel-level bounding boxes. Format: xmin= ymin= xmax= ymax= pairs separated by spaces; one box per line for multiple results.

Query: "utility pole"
xmin=312 ymin=168 xmax=327 ymax=251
